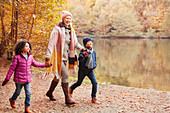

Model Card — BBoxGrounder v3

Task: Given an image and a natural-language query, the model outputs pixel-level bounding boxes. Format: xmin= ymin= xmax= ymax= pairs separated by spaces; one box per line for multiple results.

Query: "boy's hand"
xmin=82 ymin=50 xmax=91 ymax=57
xmin=86 ymin=49 xmax=89 ymax=53
xmin=45 ymin=58 xmax=52 ymax=67
xmin=2 ymin=79 xmax=9 ymax=86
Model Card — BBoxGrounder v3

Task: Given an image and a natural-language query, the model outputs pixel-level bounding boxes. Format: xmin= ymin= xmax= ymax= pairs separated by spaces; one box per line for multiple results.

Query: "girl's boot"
xmin=62 ymin=83 xmax=76 ymax=105
xmin=9 ymin=98 xmax=16 ymax=108
xmin=25 ymin=106 xmax=32 ymax=113
xmin=46 ymin=80 xmax=59 ymax=101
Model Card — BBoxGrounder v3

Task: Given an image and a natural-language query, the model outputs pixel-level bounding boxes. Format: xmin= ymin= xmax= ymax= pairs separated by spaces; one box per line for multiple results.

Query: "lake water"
xmin=78 ymin=38 xmax=170 ymax=91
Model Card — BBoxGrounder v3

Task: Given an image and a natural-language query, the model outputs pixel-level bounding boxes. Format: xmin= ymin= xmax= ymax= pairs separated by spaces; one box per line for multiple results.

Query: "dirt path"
xmin=0 ymin=68 xmax=169 ymax=113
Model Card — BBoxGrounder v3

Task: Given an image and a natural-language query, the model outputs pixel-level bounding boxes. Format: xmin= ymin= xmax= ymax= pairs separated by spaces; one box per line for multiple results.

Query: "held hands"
xmin=45 ymin=58 xmax=52 ymax=67
xmin=81 ymin=48 xmax=90 ymax=53
xmin=81 ymin=48 xmax=86 ymax=52
xmin=81 ymin=48 xmax=91 ymax=57
xmin=2 ymin=79 xmax=9 ymax=86
xmin=43 ymin=58 xmax=52 ymax=79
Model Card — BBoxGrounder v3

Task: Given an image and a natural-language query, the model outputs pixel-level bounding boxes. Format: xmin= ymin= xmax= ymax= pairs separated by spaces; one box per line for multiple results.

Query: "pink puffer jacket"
xmin=5 ymin=52 xmax=45 ymax=83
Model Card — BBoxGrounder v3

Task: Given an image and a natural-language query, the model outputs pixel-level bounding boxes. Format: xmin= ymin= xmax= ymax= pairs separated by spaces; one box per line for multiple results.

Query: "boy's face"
xmin=85 ymin=40 xmax=93 ymax=49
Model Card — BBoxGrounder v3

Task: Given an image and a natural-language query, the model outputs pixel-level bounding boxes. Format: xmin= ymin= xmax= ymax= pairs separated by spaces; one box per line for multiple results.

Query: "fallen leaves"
xmin=0 ymin=67 xmax=169 ymax=113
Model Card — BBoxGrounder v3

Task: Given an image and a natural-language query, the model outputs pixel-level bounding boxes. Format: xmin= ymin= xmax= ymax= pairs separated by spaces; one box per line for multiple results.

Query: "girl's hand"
xmin=45 ymin=63 xmax=52 ymax=67
xmin=2 ymin=79 xmax=9 ymax=86
xmin=45 ymin=58 xmax=52 ymax=67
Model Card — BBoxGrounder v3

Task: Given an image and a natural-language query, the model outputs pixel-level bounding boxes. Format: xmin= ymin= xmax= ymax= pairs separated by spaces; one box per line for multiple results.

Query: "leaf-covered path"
xmin=0 ymin=68 xmax=169 ymax=113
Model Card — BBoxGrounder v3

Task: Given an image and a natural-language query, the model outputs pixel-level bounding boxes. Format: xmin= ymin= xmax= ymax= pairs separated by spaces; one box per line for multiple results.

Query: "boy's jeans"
xmin=71 ymin=70 xmax=98 ymax=98
xmin=11 ymin=82 xmax=31 ymax=106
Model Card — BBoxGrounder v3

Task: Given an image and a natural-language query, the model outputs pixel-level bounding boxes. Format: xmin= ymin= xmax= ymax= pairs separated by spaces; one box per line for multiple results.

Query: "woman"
xmin=45 ymin=11 xmax=85 ymax=105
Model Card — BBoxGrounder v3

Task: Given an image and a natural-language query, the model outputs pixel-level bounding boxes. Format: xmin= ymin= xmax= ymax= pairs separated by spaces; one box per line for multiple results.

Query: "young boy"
xmin=69 ymin=37 xmax=98 ymax=103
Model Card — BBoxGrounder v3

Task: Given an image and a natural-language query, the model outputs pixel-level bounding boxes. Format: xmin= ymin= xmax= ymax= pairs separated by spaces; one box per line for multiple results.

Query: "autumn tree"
xmin=68 ymin=0 xmax=97 ymax=36
xmin=71 ymin=5 xmax=90 ymax=35
xmin=109 ymin=3 xmax=143 ymax=36
xmin=0 ymin=0 xmax=68 ymax=60
xmin=0 ymin=0 xmax=18 ymax=60
xmin=68 ymin=0 xmax=169 ymax=37
xmin=30 ymin=0 xmax=68 ymax=60
xmin=132 ymin=0 xmax=167 ymax=37
xmin=162 ymin=2 xmax=170 ymax=36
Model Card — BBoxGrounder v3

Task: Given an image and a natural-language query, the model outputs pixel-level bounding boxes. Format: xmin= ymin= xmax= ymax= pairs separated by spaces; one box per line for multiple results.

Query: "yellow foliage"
xmin=0 ymin=0 xmax=69 ymax=59
xmin=151 ymin=0 xmax=165 ymax=31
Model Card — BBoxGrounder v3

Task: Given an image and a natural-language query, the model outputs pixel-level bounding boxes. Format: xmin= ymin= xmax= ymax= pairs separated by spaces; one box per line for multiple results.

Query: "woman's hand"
xmin=81 ymin=49 xmax=91 ymax=57
xmin=81 ymin=48 xmax=86 ymax=52
xmin=81 ymin=48 xmax=90 ymax=53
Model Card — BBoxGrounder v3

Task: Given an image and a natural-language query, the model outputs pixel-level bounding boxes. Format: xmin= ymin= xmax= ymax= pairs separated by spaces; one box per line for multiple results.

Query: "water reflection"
xmin=78 ymin=38 xmax=170 ymax=91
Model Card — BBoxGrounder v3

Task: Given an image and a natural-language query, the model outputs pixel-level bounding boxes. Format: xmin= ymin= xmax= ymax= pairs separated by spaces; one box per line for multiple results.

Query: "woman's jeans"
xmin=70 ymin=69 xmax=98 ymax=98
xmin=11 ymin=83 xmax=31 ymax=106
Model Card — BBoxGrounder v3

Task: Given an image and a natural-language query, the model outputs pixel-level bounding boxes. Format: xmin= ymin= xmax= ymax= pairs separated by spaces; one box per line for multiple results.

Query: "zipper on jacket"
xmin=26 ymin=59 xmax=28 ymax=83
xmin=22 ymin=53 xmax=29 ymax=83
xmin=24 ymin=55 xmax=28 ymax=83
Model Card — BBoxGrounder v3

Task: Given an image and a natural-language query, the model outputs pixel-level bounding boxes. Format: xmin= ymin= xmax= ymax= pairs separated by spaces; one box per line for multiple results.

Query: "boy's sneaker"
xmin=9 ymin=98 xmax=16 ymax=108
xmin=91 ymin=98 xmax=99 ymax=104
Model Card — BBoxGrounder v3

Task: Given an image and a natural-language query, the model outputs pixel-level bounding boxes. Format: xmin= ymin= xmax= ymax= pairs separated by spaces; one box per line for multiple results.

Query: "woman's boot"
xmin=62 ymin=83 xmax=76 ymax=105
xmin=46 ymin=80 xmax=59 ymax=101
xmin=25 ymin=106 xmax=32 ymax=113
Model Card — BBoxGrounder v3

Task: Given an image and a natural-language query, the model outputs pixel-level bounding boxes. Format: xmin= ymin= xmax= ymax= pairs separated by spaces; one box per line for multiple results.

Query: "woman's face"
xmin=63 ymin=16 xmax=72 ymax=27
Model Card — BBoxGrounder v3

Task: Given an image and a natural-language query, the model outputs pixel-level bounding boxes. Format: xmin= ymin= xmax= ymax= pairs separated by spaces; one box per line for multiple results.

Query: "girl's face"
xmin=63 ymin=16 xmax=72 ymax=27
xmin=85 ymin=41 xmax=93 ymax=49
xmin=22 ymin=43 xmax=30 ymax=53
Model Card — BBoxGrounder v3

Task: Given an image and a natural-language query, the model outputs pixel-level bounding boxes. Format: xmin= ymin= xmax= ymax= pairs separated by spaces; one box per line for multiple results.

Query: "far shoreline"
xmin=77 ymin=36 xmax=170 ymax=39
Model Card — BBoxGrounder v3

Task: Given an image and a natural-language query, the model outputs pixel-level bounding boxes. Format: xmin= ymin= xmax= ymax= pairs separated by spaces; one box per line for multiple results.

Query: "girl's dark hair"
xmin=15 ymin=40 xmax=32 ymax=55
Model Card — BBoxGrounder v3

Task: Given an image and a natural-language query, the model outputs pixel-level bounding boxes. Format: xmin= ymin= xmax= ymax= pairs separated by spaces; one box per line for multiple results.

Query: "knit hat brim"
xmin=83 ymin=37 xmax=93 ymax=46
xmin=61 ymin=11 xmax=72 ymax=22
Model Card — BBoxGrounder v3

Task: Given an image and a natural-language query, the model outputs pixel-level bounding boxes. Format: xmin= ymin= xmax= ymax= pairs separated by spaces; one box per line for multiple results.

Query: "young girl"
xmin=2 ymin=40 xmax=49 ymax=113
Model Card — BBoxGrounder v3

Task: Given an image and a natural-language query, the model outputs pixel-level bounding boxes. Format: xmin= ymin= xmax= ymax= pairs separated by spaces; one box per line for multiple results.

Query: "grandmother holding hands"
xmin=45 ymin=11 xmax=86 ymax=105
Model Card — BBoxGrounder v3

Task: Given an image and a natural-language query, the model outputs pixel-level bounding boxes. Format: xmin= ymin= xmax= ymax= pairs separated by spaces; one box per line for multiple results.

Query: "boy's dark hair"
xmin=15 ymin=40 xmax=32 ymax=55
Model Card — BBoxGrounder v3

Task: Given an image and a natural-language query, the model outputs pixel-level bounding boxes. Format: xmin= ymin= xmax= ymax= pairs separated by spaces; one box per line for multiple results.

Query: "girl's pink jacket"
xmin=5 ymin=52 xmax=45 ymax=83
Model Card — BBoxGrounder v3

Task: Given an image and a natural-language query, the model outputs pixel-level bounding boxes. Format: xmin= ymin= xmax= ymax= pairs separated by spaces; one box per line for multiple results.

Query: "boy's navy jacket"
xmin=78 ymin=50 xmax=97 ymax=70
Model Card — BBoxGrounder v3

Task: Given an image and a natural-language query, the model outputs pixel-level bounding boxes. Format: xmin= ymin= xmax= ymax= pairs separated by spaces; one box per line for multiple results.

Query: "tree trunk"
xmin=15 ymin=0 xmax=18 ymax=44
xmin=7 ymin=0 xmax=18 ymax=60
xmin=28 ymin=0 xmax=37 ymax=41
xmin=0 ymin=6 xmax=6 ymax=57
